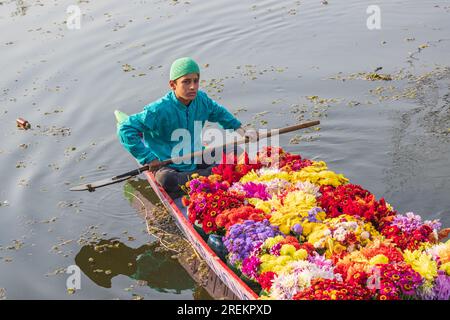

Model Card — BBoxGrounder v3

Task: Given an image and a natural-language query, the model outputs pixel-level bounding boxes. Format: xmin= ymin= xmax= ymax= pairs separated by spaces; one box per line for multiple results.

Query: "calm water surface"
xmin=0 ymin=0 xmax=449 ymax=299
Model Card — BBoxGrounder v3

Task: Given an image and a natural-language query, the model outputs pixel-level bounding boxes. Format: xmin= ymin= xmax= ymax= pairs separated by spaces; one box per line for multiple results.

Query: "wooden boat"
xmin=115 ymin=110 xmax=259 ymax=300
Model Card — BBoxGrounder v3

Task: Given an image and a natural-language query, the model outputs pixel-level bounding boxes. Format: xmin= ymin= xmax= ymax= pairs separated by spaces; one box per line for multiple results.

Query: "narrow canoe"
xmin=115 ymin=110 xmax=258 ymax=300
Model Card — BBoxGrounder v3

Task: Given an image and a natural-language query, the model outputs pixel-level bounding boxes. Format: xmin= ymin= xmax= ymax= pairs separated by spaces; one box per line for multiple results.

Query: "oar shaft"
xmin=124 ymin=120 xmax=321 ymax=172
xmin=113 ymin=165 xmax=150 ymax=180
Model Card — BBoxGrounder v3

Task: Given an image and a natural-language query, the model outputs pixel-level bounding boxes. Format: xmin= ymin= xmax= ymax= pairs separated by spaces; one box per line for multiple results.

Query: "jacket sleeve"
xmin=117 ymin=108 xmax=159 ymax=165
xmin=205 ymin=93 xmax=242 ymax=130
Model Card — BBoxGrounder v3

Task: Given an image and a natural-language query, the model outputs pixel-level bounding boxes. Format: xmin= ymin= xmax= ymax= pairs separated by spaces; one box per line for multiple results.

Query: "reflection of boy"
xmin=118 ymin=57 xmax=256 ymax=197
xmin=74 ymin=240 xmax=150 ymax=288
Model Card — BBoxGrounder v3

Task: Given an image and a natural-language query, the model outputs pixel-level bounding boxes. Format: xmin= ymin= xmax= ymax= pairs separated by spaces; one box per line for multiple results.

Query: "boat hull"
xmin=144 ymin=171 xmax=258 ymax=300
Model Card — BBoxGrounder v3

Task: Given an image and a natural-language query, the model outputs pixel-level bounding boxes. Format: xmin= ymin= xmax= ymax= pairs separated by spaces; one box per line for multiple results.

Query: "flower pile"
xmin=182 ymin=147 xmax=450 ymax=300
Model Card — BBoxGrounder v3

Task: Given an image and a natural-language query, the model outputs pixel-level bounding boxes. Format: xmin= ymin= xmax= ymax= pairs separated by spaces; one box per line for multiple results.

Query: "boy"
xmin=118 ymin=57 xmax=256 ymax=197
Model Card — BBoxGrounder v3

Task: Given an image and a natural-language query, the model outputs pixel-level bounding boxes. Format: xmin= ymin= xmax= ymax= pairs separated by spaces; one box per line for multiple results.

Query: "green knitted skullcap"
xmin=169 ymin=57 xmax=200 ymax=81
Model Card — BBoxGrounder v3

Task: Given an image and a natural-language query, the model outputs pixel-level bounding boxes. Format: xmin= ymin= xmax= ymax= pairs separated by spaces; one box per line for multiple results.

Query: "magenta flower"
xmin=242 ymin=182 xmax=271 ymax=200
xmin=242 ymin=256 xmax=262 ymax=280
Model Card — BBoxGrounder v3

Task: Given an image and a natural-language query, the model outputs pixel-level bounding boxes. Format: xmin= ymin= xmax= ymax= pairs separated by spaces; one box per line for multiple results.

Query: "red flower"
xmin=202 ymin=214 xmax=218 ymax=234
xmin=318 ymin=184 xmax=396 ymax=227
xmin=258 ymin=272 xmax=277 ymax=291
xmin=181 ymin=196 xmax=190 ymax=207
xmin=212 ymin=152 xmax=262 ymax=184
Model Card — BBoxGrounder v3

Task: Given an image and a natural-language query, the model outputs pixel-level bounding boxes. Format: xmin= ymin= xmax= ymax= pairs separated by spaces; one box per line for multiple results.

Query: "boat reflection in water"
xmin=74 ymin=178 xmax=215 ymax=299
xmin=75 ymin=239 xmax=196 ymax=294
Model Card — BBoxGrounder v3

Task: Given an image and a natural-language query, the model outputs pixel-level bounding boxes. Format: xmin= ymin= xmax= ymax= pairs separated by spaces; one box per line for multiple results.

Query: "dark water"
xmin=0 ymin=0 xmax=449 ymax=299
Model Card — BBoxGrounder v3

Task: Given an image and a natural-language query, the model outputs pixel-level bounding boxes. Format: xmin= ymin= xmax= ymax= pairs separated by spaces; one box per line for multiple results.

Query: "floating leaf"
xmin=122 ymin=64 xmax=135 ymax=72
xmin=365 ymin=73 xmax=392 ymax=81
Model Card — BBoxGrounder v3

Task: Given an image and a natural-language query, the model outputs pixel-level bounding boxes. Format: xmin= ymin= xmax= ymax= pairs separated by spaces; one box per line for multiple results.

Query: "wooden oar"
xmin=70 ymin=120 xmax=320 ymax=192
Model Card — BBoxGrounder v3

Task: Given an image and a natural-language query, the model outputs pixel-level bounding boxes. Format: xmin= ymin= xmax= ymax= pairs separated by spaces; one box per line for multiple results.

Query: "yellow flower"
xmin=275 ymin=255 xmax=293 ymax=266
xmin=258 ymin=295 xmax=275 ymax=300
xmin=240 ymin=170 xmax=291 ymax=184
xmin=280 ymin=244 xmax=296 ymax=256
xmin=207 ymin=174 xmax=222 ymax=182
xmin=293 ymin=249 xmax=308 ymax=260
xmin=306 ymin=224 xmax=329 ymax=247
xmin=273 ymin=264 xmax=288 ymax=274
xmin=260 ymin=254 xmax=274 ymax=263
xmin=316 ymin=210 xmax=327 ymax=222
xmin=268 ymin=191 xmax=317 ymax=234
xmin=262 ymin=236 xmax=284 ymax=250
xmin=436 ymin=240 xmax=450 ymax=264
xmin=403 ymin=250 xmax=438 ymax=281
xmin=248 ymin=198 xmax=272 ymax=214
xmin=325 ymin=241 xmax=346 ymax=259
xmin=301 ymin=221 xmax=324 ymax=237
xmin=369 ymin=254 xmax=389 ymax=265
xmin=440 ymin=262 xmax=450 ymax=275
xmin=291 ymin=161 xmax=349 ymax=187
xmin=385 ymin=202 xmax=394 ymax=212
xmin=239 ymin=170 xmax=259 ymax=183
xmin=260 ymin=258 xmax=277 ymax=273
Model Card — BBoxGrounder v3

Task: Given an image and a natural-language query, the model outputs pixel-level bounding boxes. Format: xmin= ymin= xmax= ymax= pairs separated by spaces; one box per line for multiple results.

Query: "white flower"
xmin=257 ymin=167 xmax=281 ymax=175
xmin=360 ymin=231 xmax=370 ymax=240
xmin=295 ymin=181 xmax=321 ymax=197
xmin=269 ymin=260 xmax=339 ymax=299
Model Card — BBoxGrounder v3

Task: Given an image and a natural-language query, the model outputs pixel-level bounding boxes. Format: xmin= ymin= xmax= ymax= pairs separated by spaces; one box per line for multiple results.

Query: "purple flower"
xmin=392 ymin=212 xmax=441 ymax=233
xmin=307 ymin=254 xmax=334 ymax=272
xmin=269 ymin=243 xmax=282 ymax=256
xmin=307 ymin=207 xmax=323 ymax=223
xmin=291 ymin=223 xmax=303 ymax=235
xmin=425 ymin=219 xmax=442 ymax=231
xmin=224 ymin=220 xmax=282 ymax=266
xmin=189 ymin=178 xmax=228 ymax=194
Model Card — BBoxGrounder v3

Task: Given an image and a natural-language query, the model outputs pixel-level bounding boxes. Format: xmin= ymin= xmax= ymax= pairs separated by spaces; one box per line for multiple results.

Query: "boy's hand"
xmin=147 ymin=160 xmax=162 ymax=172
xmin=244 ymin=128 xmax=258 ymax=142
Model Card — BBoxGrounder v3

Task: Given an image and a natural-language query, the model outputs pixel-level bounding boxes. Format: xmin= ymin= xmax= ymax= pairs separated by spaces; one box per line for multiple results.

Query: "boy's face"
xmin=169 ymin=73 xmax=199 ymax=105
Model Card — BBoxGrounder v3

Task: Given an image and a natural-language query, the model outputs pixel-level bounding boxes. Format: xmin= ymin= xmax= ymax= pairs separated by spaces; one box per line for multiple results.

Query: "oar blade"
xmin=69 ymin=176 xmax=132 ymax=192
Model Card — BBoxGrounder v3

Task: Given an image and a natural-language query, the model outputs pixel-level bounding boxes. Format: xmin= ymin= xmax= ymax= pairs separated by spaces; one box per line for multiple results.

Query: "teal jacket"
xmin=117 ymin=90 xmax=242 ymax=171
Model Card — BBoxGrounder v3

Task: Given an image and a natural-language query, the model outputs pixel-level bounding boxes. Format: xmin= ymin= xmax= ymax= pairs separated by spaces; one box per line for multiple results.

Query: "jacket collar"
xmin=169 ymin=91 xmax=196 ymax=109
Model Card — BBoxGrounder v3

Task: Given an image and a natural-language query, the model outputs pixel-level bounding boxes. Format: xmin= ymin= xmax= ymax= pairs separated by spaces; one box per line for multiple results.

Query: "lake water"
xmin=0 ymin=0 xmax=449 ymax=299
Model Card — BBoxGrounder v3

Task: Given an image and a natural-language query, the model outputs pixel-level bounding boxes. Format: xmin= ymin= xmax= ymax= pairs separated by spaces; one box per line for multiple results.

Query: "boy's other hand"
xmin=147 ymin=160 xmax=162 ymax=172
xmin=237 ymin=127 xmax=258 ymax=142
